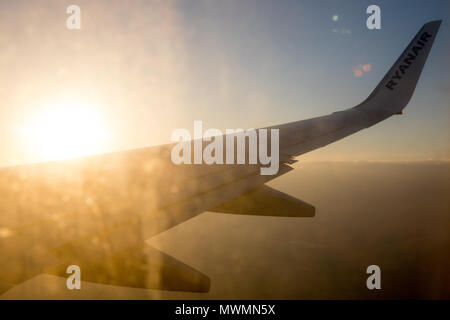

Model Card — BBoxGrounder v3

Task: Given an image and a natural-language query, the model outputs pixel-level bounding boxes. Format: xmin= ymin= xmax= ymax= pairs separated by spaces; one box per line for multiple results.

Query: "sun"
xmin=21 ymin=100 xmax=108 ymax=161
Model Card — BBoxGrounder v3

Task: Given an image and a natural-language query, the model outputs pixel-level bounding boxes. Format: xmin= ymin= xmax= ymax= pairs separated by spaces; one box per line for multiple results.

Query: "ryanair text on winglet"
xmin=171 ymin=121 xmax=279 ymax=175
xmin=385 ymin=31 xmax=432 ymax=90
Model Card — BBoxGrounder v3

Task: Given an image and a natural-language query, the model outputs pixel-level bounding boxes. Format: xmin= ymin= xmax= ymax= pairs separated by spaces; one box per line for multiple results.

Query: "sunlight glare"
xmin=21 ymin=100 xmax=108 ymax=161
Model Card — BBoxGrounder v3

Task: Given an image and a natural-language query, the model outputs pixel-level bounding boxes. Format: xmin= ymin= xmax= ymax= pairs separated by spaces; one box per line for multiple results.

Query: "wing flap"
xmin=47 ymin=244 xmax=210 ymax=293
xmin=211 ymin=185 xmax=315 ymax=217
xmin=0 ymin=279 xmax=13 ymax=295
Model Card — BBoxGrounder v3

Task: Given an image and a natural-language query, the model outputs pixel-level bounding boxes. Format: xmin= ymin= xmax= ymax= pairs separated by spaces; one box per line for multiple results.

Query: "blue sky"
xmin=0 ymin=0 xmax=448 ymax=164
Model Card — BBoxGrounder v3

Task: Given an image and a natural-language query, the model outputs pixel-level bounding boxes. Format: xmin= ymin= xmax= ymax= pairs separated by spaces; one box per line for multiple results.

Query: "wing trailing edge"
xmin=211 ymin=185 xmax=315 ymax=218
xmin=0 ymin=279 xmax=13 ymax=295
xmin=46 ymin=244 xmax=210 ymax=293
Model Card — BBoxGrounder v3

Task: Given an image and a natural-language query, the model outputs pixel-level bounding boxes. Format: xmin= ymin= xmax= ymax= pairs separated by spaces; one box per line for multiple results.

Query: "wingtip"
xmin=425 ymin=19 xmax=443 ymax=27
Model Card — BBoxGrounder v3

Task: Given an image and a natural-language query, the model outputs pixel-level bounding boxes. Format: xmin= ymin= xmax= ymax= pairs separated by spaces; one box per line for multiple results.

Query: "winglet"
xmin=357 ymin=20 xmax=442 ymax=117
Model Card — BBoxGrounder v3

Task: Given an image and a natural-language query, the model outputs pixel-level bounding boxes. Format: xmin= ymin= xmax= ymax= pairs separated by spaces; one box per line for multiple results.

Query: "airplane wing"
xmin=0 ymin=21 xmax=441 ymax=295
